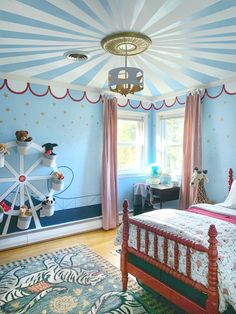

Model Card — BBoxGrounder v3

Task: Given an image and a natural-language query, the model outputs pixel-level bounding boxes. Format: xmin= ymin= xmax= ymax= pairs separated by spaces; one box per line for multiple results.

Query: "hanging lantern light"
xmin=101 ymin=32 xmax=152 ymax=96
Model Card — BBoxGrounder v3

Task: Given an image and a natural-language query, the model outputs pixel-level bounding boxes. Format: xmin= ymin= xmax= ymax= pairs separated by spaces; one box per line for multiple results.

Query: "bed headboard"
xmin=228 ymin=168 xmax=233 ymax=191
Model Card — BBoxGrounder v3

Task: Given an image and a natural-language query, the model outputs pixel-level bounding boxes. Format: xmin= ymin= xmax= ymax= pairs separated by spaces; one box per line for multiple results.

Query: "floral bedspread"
xmin=118 ymin=207 xmax=236 ymax=312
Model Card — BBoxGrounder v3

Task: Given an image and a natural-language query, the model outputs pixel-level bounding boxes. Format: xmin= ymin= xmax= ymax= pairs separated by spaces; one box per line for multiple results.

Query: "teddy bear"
xmin=0 ymin=143 xmax=9 ymax=156
xmin=42 ymin=143 xmax=58 ymax=156
xmin=52 ymin=171 xmax=64 ymax=180
xmin=19 ymin=205 xmax=31 ymax=217
xmin=42 ymin=196 xmax=55 ymax=207
xmin=15 ymin=130 xmax=33 ymax=142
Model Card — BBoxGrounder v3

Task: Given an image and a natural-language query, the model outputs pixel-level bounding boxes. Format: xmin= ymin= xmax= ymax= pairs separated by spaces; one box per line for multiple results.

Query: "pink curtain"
xmin=101 ymin=96 xmax=119 ymax=230
xmin=179 ymin=94 xmax=201 ymax=209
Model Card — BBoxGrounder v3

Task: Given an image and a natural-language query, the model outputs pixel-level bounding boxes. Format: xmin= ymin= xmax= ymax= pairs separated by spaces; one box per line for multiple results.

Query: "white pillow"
xmin=221 ymin=180 xmax=236 ymax=209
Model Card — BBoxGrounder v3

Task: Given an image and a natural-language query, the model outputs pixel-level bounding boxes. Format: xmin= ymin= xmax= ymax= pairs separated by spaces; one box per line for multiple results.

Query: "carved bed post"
xmin=121 ymin=199 xmax=129 ymax=291
xmin=228 ymin=168 xmax=233 ymax=191
xmin=206 ymin=224 xmax=219 ymax=314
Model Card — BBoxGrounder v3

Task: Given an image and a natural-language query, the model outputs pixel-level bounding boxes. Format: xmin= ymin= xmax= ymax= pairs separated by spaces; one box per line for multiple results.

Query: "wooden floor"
xmin=0 ymin=228 xmax=120 ymax=268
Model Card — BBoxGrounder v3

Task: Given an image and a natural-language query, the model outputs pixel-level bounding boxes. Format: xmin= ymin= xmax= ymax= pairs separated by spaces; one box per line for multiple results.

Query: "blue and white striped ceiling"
xmin=0 ymin=0 xmax=236 ymax=100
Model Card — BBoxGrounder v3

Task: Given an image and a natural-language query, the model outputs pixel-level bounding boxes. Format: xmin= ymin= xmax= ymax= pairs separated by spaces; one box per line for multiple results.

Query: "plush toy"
xmin=52 ymin=171 xmax=64 ymax=180
xmin=19 ymin=205 xmax=31 ymax=217
xmin=0 ymin=201 xmax=11 ymax=212
xmin=42 ymin=143 xmax=58 ymax=156
xmin=15 ymin=130 xmax=33 ymax=142
xmin=0 ymin=144 xmax=10 ymax=156
xmin=42 ymin=196 xmax=55 ymax=206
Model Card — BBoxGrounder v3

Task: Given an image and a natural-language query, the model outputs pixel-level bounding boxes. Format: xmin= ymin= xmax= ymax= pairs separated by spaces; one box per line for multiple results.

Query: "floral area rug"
xmin=0 ymin=245 xmax=175 ymax=314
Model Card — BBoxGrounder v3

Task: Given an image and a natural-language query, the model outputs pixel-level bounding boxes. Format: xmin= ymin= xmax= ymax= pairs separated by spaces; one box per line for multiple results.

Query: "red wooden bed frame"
xmin=121 ymin=168 xmax=234 ymax=314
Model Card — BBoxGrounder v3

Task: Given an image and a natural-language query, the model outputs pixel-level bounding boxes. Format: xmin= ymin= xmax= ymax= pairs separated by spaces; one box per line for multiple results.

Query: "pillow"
xmin=221 ymin=180 xmax=236 ymax=209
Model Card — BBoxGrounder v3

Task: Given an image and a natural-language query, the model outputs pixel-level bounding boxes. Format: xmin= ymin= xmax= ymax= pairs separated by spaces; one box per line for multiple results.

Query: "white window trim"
xmin=156 ymin=108 xmax=184 ymax=173
xmin=118 ymin=110 xmax=148 ymax=176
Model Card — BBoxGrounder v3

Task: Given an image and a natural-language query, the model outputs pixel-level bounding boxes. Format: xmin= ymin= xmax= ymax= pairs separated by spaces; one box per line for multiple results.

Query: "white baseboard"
xmin=0 ymin=211 xmax=127 ymax=251
xmin=0 ymin=217 xmax=102 ymax=251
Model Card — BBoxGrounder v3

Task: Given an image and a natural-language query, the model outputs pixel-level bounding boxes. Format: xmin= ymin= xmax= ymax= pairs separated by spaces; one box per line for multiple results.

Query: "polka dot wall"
xmin=202 ymin=87 xmax=236 ymax=203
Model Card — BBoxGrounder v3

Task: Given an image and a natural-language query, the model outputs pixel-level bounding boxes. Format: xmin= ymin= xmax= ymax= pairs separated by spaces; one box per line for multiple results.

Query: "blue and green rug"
xmin=0 ymin=245 xmax=175 ymax=314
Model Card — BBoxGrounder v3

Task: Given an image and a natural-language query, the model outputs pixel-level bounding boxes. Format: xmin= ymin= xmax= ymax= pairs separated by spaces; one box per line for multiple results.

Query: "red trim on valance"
xmin=1 ymin=79 xmax=236 ymax=108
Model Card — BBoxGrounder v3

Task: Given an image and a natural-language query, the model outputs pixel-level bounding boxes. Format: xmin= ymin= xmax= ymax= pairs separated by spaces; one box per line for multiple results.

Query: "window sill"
xmin=118 ymin=173 xmax=147 ymax=178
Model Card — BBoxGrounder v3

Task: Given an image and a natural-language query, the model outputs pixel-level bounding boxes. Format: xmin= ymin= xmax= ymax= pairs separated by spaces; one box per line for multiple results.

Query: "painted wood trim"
xmin=0 ymin=217 xmax=102 ymax=250
xmin=127 ymin=263 xmax=206 ymax=314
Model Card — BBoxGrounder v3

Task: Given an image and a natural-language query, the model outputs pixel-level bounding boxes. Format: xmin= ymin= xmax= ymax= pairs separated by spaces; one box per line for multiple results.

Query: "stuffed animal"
xmin=42 ymin=143 xmax=58 ymax=156
xmin=52 ymin=171 xmax=64 ymax=180
xmin=19 ymin=205 xmax=31 ymax=217
xmin=0 ymin=201 xmax=11 ymax=212
xmin=0 ymin=144 xmax=9 ymax=156
xmin=15 ymin=130 xmax=32 ymax=142
xmin=42 ymin=196 xmax=55 ymax=206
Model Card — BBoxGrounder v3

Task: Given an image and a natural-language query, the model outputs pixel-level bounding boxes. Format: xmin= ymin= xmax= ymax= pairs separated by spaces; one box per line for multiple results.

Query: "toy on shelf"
xmin=41 ymin=196 xmax=55 ymax=217
xmin=51 ymin=171 xmax=64 ymax=191
xmin=17 ymin=205 xmax=32 ymax=230
xmin=0 ymin=143 xmax=10 ymax=168
xmin=42 ymin=142 xmax=58 ymax=167
xmin=146 ymin=163 xmax=162 ymax=185
xmin=15 ymin=130 xmax=33 ymax=155
xmin=0 ymin=201 xmax=11 ymax=223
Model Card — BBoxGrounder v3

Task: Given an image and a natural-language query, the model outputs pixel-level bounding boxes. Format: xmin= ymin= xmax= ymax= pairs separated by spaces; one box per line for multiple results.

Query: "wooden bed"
xmin=121 ymin=168 xmax=235 ymax=314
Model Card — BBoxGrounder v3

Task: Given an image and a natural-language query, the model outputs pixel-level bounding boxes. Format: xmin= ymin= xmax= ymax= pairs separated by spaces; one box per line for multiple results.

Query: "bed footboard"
xmin=121 ymin=200 xmax=219 ymax=314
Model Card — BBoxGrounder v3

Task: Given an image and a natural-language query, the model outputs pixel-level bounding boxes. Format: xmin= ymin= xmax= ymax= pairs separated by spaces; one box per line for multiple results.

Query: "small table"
xmin=150 ymin=185 xmax=180 ymax=209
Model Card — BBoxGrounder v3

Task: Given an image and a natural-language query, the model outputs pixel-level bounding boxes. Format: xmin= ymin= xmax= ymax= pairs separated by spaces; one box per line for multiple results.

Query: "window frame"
xmin=156 ymin=108 xmax=184 ymax=175
xmin=117 ymin=110 xmax=148 ymax=176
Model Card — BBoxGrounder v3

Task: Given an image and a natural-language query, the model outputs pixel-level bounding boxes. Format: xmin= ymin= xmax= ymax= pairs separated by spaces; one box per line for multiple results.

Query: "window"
xmin=157 ymin=108 xmax=184 ymax=179
xmin=118 ymin=110 xmax=147 ymax=175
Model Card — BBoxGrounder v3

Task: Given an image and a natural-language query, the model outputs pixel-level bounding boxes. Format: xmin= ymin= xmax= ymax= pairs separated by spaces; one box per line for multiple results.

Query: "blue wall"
xmin=0 ymin=80 xmax=103 ymax=236
xmin=202 ymin=86 xmax=236 ymax=202
xmin=0 ymin=79 xmax=235 ymax=237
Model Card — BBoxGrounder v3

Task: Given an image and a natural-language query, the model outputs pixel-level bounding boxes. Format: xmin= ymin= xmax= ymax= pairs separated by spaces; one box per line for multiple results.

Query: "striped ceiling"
xmin=0 ymin=0 xmax=236 ymax=100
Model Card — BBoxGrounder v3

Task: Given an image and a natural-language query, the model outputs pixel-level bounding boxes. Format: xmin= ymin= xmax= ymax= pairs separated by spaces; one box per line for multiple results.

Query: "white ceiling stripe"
xmin=150 ymin=5 xmax=236 ymax=38
xmin=141 ymin=0 xmax=183 ymax=33
xmin=85 ymin=0 xmax=115 ymax=29
xmin=190 ymin=36 xmax=236 ymax=43
xmin=133 ymin=55 xmax=173 ymax=94
xmin=0 ymin=51 xmax=64 ymax=66
xmin=143 ymin=52 xmax=201 ymax=86
xmin=131 ymin=0 xmax=166 ymax=31
xmin=8 ymin=59 xmax=73 ymax=77
xmin=145 ymin=0 xmax=218 ymax=36
xmin=188 ymin=43 xmax=236 ymax=49
xmin=128 ymin=56 xmax=153 ymax=97
xmin=152 ymin=25 xmax=236 ymax=40
xmin=0 ymin=46 xmax=93 ymax=53
xmin=176 ymin=49 xmax=236 ymax=63
xmin=0 ymin=21 xmax=84 ymax=41
xmin=108 ymin=0 xmax=126 ymax=31
xmin=47 ymin=0 xmax=107 ymax=34
xmin=87 ymin=55 xmax=117 ymax=87
xmin=55 ymin=53 xmax=108 ymax=82
xmin=149 ymin=49 xmax=235 ymax=78
xmin=152 ymin=43 xmax=236 ymax=49
xmin=152 ymin=36 xmax=236 ymax=45
xmin=1 ymin=0 xmax=101 ymax=38
xmin=126 ymin=0 xmax=145 ymax=30
xmin=0 ymin=38 xmax=98 ymax=46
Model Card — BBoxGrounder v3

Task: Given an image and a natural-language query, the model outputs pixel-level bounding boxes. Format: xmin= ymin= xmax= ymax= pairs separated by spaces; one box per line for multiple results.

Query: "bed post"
xmin=228 ymin=168 xmax=233 ymax=191
xmin=206 ymin=224 xmax=219 ymax=314
xmin=121 ymin=199 xmax=129 ymax=291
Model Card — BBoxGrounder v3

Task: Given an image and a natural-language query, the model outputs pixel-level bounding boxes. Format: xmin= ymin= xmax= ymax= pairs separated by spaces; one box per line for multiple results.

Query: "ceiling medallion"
xmin=101 ymin=32 xmax=152 ymax=96
xmin=101 ymin=31 xmax=152 ymax=56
